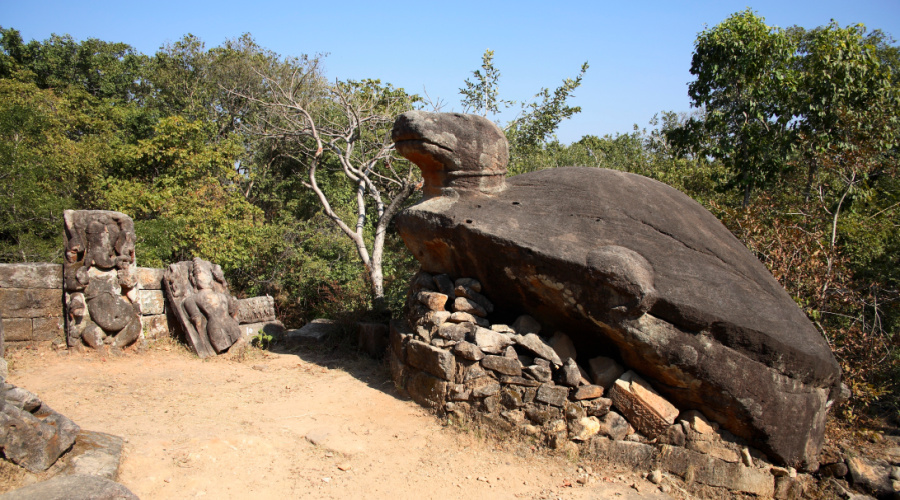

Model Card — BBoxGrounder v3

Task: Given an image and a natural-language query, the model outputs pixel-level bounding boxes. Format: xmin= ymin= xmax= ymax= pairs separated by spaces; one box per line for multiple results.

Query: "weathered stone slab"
xmin=609 ymin=371 xmax=679 ymax=439
xmin=658 ymin=444 xmax=775 ymax=497
xmin=235 ymin=295 xmax=277 ymax=324
xmin=2 ymin=318 xmax=32 ymax=342
xmin=59 ymin=430 xmax=125 ymax=480
xmin=589 ymin=356 xmax=625 ymax=389
xmin=473 ymin=327 xmax=512 ymax=354
xmin=138 ymin=289 xmax=165 ymax=315
xmin=406 ymin=370 xmax=447 ymax=408
xmin=32 ymin=317 xmax=64 ymax=341
xmin=573 ymin=385 xmax=605 ymax=400
xmin=0 ymin=402 xmax=80 ymax=472
xmin=417 ymin=291 xmax=449 ymax=311
xmin=284 ymin=319 xmax=340 ymax=346
xmin=239 ymin=320 xmax=285 ymax=339
xmin=390 ymin=319 xmax=412 ymax=361
xmin=141 ymin=314 xmax=170 ymax=339
xmin=0 ymin=289 xmax=62 ymax=319
xmin=0 ymin=263 xmax=62 ymax=289
xmin=136 ymin=267 xmax=165 ymax=290
xmin=535 ymin=384 xmax=568 ymax=407
xmin=0 ymin=474 xmax=138 ymax=500
xmin=481 ymin=355 xmax=522 ymax=376
xmin=452 ymin=341 xmax=484 ymax=361
xmin=847 ymin=455 xmax=893 ymax=497
xmin=514 ymin=333 xmax=562 ymax=366
xmin=407 ymin=339 xmax=456 ymax=380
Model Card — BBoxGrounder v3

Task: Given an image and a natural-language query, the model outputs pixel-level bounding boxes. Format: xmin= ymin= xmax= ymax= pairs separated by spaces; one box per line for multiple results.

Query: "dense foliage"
xmin=1 ymin=12 xmax=897 ymax=422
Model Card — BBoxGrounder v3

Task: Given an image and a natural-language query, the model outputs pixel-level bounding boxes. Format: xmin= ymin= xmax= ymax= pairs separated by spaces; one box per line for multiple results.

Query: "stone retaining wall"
xmin=0 ymin=263 xmax=173 ymax=347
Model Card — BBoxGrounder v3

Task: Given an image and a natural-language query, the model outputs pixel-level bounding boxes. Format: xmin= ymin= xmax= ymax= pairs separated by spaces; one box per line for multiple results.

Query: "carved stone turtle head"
xmin=392 ymin=111 xmax=508 ymax=199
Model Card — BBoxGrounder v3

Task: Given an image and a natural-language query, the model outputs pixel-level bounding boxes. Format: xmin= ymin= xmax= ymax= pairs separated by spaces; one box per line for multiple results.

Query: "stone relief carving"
xmin=63 ymin=210 xmax=142 ymax=350
xmin=164 ymin=258 xmax=242 ymax=358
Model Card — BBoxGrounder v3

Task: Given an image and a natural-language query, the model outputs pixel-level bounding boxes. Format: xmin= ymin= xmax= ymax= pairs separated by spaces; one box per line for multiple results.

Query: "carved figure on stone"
xmin=391 ymin=111 xmax=843 ymax=469
xmin=164 ymin=258 xmax=241 ymax=358
xmin=63 ymin=210 xmax=142 ymax=349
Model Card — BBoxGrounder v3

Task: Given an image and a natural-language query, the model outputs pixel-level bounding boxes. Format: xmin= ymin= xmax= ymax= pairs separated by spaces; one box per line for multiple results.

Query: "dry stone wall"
xmin=390 ymin=270 xmax=795 ymax=496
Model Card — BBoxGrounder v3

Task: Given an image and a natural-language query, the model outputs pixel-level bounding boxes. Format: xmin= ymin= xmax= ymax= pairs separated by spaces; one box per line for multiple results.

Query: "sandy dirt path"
xmin=4 ymin=343 xmax=674 ymax=499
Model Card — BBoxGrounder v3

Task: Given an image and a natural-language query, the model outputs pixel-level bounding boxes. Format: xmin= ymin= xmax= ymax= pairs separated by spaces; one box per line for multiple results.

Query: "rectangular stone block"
xmin=609 ymin=370 xmax=679 ymax=439
xmin=406 ymin=339 xmax=456 ymax=381
xmin=0 ymin=288 xmax=63 ymax=319
xmin=136 ymin=267 xmax=165 ymax=290
xmin=141 ymin=315 xmax=171 ymax=339
xmin=390 ymin=319 xmax=412 ymax=362
xmin=235 ymin=296 xmax=276 ymax=324
xmin=658 ymin=445 xmax=774 ymax=496
xmin=239 ymin=320 xmax=285 ymax=338
xmin=2 ymin=318 xmax=32 ymax=342
xmin=0 ymin=263 xmax=63 ymax=289
xmin=139 ymin=289 xmax=166 ymax=315
xmin=32 ymin=317 xmax=64 ymax=341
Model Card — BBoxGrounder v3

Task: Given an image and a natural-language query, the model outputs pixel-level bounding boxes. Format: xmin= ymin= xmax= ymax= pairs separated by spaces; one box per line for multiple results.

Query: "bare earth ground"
xmin=2 ymin=341 xmax=677 ymax=500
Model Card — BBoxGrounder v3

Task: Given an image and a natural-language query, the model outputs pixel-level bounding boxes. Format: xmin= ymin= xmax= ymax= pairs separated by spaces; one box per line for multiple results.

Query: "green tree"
xmin=668 ymin=9 xmax=796 ymax=206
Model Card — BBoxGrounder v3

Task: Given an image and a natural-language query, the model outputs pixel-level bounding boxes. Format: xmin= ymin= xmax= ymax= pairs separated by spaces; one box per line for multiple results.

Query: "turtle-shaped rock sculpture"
xmin=392 ymin=111 xmax=842 ymax=469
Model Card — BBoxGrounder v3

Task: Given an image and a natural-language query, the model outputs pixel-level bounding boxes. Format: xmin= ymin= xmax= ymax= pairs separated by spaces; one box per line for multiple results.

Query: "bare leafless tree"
xmin=230 ymin=58 xmax=419 ymax=310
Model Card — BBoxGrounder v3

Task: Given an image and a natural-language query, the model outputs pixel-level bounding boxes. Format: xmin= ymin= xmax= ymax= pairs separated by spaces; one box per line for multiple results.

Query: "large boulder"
xmin=391 ymin=111 xmax=842 ymax=469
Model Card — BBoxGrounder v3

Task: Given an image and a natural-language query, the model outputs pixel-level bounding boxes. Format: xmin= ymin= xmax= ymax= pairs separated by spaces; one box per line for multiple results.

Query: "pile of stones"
xmin=390 ymin=271 xmax=801 ymax=497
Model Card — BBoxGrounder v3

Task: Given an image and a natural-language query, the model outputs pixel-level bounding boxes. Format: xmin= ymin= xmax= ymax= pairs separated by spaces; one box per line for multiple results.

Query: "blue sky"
xmin=3 ymin=0 xmax=899 ymax=143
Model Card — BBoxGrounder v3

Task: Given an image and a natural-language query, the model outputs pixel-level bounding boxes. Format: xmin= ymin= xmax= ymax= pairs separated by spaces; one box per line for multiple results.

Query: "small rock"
xmin=468 ymin=378 xmax=501 ymax=398
xmin=570 ymin=416 xmax=601 ymax=441
xmin=482 ymin=355 xmax=522 ymax=376
xmin=598 ymin=411 xmax=632 ymax=441
xmin=454 ymin=277 xmax=482 ymax=293
xmin=449 ymin=312 xmax=490 ymax=327
xmin=417 ymin=291 xmax=449 ymax=311
xmin=819 ymin=461 xmax=848 ymax=478
xmin=452 ymin=341 xmax=485 ymax=361
xmin=535 ymin=384 xmax=568 ymax=407
xmin=584 ymin=397 xmax=612 ymax=418
xmin=490 ymin=324 xmax=515 ymax=334
xmin=549 ymin=331 xmax=577 ymax=362
xmin=573 ymin=385 xmax=604 ymax=400
xmin=504 ymin=345 xmax=518 ymax=359
xmin=473 ymin=327 xmax=513 ymax=354
xmin=741 ymin=447 xmax=753 ymax=467
xmin=514 ymin=334 xmax=563 ymax=366
xmin=648 ymin=469 xmax=663 ymax=484
xmin=561 ymin=358 xmax=583 ymax=387
xmin=454 ymin=285 xmax=494 ymax=313
xmin=454 ymin=297 xmax=487 ymax=317
xmin=524 ymin=364 xmax=553 ymax=383
xmin=588 ymin=356 xmax=624 ymax=389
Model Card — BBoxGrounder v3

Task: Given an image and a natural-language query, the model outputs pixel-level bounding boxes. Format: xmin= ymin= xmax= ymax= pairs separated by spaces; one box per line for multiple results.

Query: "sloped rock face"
xmin=392 ymin=111 xmax=842 ymax=469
